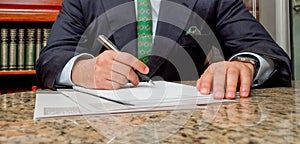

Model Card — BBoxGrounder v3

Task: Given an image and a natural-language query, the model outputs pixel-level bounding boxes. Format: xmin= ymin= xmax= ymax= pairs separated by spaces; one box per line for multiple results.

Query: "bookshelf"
xmin=0 ymin=0 xmax=63 ymax=93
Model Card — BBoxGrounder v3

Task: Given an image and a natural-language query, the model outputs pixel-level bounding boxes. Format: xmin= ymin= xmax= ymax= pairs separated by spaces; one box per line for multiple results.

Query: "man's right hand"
xmin=71 ymin=50 xmax=149 ymax=89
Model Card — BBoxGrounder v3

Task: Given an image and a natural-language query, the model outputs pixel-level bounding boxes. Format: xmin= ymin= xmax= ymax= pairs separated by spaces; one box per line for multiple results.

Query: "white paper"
xmin=34 ymin=81 xmax=235 ymax=120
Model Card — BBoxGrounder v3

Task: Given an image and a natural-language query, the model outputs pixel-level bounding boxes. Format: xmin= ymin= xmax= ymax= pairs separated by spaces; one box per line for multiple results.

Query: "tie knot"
xmin=137 ymin=0 xmax=152 ymax=22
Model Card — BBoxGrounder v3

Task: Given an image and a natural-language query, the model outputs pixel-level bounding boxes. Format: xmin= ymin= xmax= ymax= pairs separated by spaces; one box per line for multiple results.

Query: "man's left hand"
xmin=196 ymin=61 xmax=255 ymax=99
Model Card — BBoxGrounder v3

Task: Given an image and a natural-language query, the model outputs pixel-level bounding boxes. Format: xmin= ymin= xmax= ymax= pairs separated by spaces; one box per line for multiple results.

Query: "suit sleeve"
xmin=36 ymin=0 xmax=86 ymax=89
xmin=214 ymin=0 xmax=292 ymax=87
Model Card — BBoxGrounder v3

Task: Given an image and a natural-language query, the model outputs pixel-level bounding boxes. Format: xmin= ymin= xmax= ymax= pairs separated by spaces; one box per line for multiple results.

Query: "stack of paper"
xmin=34 ymin=81 xmax=235 ymax=120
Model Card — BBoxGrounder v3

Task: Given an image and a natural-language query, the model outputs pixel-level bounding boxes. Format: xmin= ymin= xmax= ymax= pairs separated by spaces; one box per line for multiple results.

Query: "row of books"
xmin=0 ymin=27 xmax=50 ymax=71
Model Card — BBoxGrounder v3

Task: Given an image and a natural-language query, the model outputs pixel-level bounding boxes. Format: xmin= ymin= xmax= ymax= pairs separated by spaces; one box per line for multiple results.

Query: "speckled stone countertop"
xmin=0 ymin=82 xmax=300 ymax=143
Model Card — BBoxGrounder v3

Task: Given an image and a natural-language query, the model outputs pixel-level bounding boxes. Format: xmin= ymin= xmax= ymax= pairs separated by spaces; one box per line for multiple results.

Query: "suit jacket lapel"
xmin=100 ymin=0 xmax=138 ymax=56
xmin=148 ymin=0 xmax=198 ymax=76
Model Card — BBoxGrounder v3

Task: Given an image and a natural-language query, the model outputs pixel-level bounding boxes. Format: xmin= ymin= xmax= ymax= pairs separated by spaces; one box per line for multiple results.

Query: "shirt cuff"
xmin=229 ymin=52 xmax=275 ymax=87
xmin=56 ymin=53 xmax=94 ymax=86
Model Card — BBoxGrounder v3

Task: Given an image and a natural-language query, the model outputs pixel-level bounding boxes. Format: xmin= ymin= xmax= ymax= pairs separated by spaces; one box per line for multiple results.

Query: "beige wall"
xmin=293 ymin=0 xmax=300 ymax=80
xmin=259 ymin=0 xmax=291 ymax=57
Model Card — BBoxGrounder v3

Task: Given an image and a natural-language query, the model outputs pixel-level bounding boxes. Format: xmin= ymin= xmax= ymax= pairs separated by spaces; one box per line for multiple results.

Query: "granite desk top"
xmin=0 ymin=82 xmax=300 ymax=143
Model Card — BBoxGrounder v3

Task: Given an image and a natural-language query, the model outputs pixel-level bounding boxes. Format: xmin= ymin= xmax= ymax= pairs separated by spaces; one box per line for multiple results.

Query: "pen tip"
xmin=149 ymin=80 xmax=156 ymax=87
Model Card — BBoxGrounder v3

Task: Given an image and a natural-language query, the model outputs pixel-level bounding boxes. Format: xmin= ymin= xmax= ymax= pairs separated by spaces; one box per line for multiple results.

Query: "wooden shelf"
xmin=0 ymin=70 xmax=36 ymax=75
xmin=0 ymin=0 xmax=62 ymax=22
xmin=0 ymin=11 xmax=59 ymax=22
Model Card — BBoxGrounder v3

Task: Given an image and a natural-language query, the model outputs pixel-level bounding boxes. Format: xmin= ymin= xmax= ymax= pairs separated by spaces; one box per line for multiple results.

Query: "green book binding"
xmin=36 ymin=28 xmax=42 ymax=61
xmin=25 ymin=28 xmax=36 ymax=70
xmin=18 ymin=28 xmax=25 ymax=70
xmin=9 ymin=28 xmax=17 ymax=70
xmin=1 ymin=28 xmax=9 ymax=71
xmin=42 ymin=28 xmax=50 ymax=48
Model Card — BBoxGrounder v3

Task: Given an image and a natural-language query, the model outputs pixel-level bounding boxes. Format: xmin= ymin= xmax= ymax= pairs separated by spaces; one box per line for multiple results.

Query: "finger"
xmin=128 ymin=69 xmax=140 ymax=86
xmin=111 ymin=60 xmax=139 ymax=85
xmin=110 ymin=70 xmax=129 ymax=85
xmin=93 ymin=51 xmax=128 ymax=89
xmin=94 ymin=78 xmax=121 ymax=90
xmin=225 ymin=67 xmax=239 ymax=99
xmin=114 ymin=52 xmax=149 ymax=74
xmin=197 ymin=67 xmax=213 ymax=95
xmin=105 ymin=79 xmax=122 ymax=90
xmin=212 ymin=63 xmax=226 ymax=99
xmin=239 ymin=65 xmax=253 ymax=98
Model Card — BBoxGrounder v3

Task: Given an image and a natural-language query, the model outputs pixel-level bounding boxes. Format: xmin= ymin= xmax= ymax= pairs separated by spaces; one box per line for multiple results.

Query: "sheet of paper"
xmin=34 ymin=81 xmax=235 ymax=120
xmin=73 ymin=81 xmax=211 ymax=104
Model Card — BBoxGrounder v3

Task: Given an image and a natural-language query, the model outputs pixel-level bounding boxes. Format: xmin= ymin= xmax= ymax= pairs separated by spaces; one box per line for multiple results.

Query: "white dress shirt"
xmin=57 ymin=0 xmax=273 ymax=87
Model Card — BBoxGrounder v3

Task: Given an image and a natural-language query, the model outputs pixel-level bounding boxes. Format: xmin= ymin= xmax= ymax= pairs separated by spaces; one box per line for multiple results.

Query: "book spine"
xmin=18 ymin=28 xmax=25 ymax=70
xmin=9 ymin=28 xmax=17 ymax=70
xmin=1 ymin=28 xmax=9 ymax=71
xmin=25 ymin=28 xmax=36 ymax=70
xmin=42 ymin=28 xmax=50 ymax=48
xmin=36 ymin=28 xmax=42 ymax=61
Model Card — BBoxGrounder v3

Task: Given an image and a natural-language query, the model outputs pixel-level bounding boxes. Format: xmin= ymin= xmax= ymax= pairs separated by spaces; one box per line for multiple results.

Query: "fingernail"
xmin=226 ymin=92 xmax=235 ymax=99
xmin=144 ymin=67 xmax=149 ymax=73
xmin=201 ymin=88 xmax=209 ymax=94
xmin=214 ymin=91 xmax=224 ymax=99
xmin=240 ymin=87 xmax=249 ymax=97
xmin=240 ymin=91 xmax=249 ymax=97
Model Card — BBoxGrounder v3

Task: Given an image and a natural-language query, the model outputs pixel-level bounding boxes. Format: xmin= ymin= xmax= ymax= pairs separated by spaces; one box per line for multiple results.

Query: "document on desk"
xmin=34 ymin=81 xmax=235 ymax=120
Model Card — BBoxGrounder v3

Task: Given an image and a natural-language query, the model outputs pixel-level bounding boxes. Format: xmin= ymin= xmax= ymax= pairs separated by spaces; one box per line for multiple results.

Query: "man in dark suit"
xmin=36 ymin=0 xmax=292 ymax=99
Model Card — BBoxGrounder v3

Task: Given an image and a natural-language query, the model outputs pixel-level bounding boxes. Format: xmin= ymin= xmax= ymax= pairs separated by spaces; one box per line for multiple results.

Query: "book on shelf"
xmin=9 ymin=28 xmax=18 ymax=71
xmin=25 ymin=28 xmax=36 ymax=70
xmin=36 ymin=28 xmax=42 ymax=61
xmin=18 ymin=28 xmax=26 ymax=70
xmin=42 ymin=28 xmax=51 ymax=48
xmin=1 ymin=28 xmax=9 ymax=71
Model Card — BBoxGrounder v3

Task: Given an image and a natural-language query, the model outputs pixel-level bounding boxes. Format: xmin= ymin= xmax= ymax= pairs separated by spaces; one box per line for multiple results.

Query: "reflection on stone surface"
xmin=0 ymin=86 xmax=299 ymax=143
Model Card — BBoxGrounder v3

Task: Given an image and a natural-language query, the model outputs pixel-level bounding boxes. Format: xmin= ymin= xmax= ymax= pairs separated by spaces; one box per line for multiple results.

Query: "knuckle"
xmin=118 ymin=52 xmax=131 ymax=61
xmin=213 ymin=83 xmax=225 ymax=89
xmin=227 ymin=68 xmax=239 ymax=76
xmin=96 ymin=57 xmax=109 ymax=65
xmin=206 ymin=65 xmax=214 ymax=74
xmin=103 ymin=50 xmax=114 ymax=55
xmin=226 ymin=84 xmax=237 ymax=91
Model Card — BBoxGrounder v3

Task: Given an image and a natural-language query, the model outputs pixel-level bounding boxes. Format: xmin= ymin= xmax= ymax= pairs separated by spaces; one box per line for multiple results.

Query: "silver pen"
xmin=97 ymin=35 xmax=155 ymax=87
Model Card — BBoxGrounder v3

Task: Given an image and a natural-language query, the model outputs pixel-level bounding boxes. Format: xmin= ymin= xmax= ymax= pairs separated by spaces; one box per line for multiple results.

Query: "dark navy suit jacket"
xmin=36 ymin=0 xmax=292 ymax=89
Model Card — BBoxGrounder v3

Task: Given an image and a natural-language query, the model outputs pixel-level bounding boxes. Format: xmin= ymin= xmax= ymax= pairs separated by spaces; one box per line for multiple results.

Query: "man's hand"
xmin=196 ymin=61 xmax=255 ymax=99
xmin=71 ymin=50 xmax=149 ymax=89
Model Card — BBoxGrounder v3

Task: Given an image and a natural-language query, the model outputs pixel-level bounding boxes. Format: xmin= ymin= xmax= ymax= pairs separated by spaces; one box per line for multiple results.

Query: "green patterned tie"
xmin=137 ymin=0 xmax=152 ymax=64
